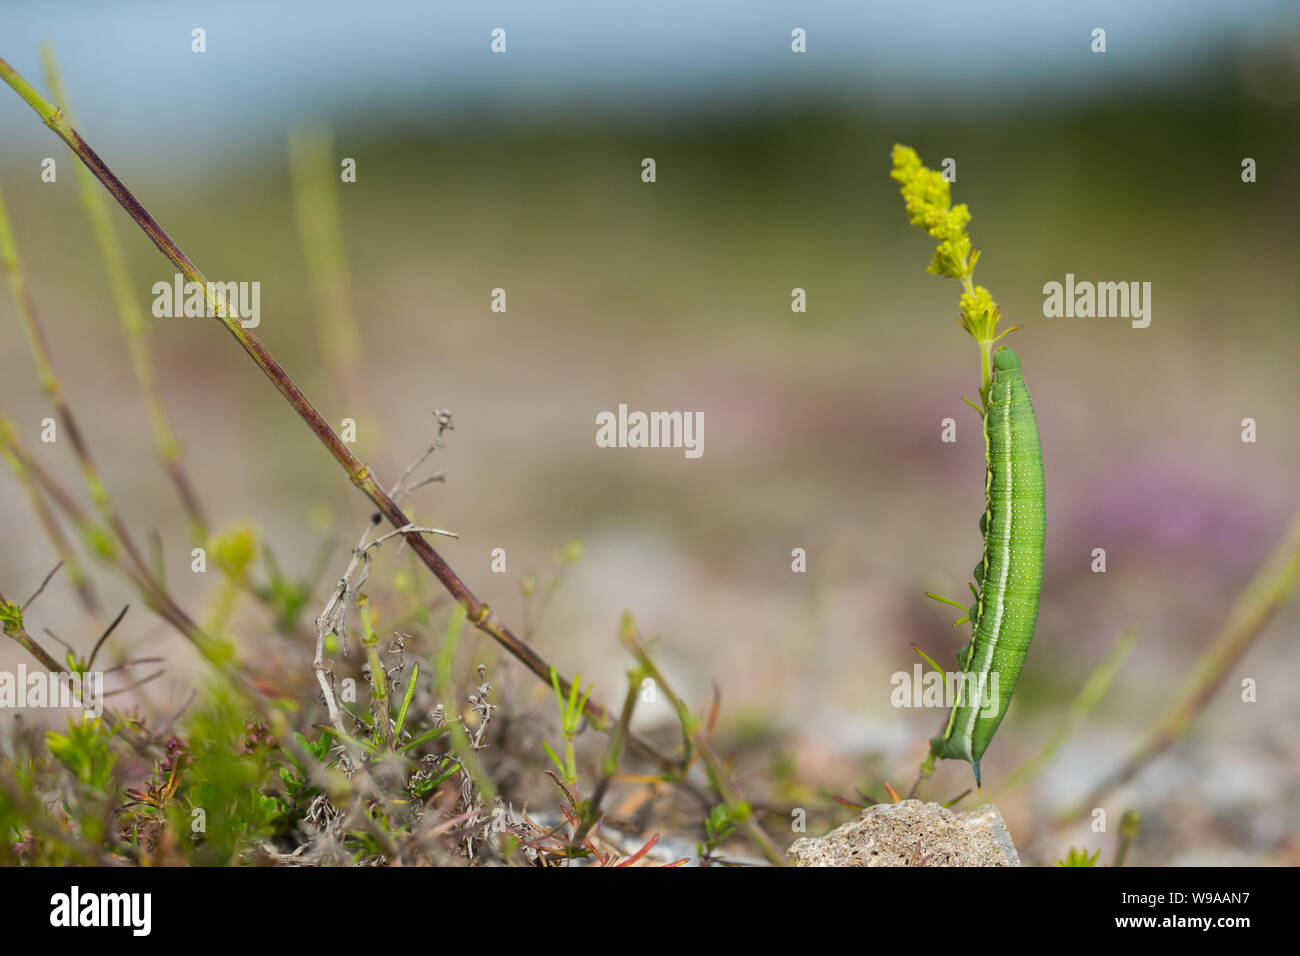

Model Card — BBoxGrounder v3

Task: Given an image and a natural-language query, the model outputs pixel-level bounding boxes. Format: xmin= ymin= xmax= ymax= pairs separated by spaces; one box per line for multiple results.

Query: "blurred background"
xmin=1 ymin=1 xmax=1298 ymax=864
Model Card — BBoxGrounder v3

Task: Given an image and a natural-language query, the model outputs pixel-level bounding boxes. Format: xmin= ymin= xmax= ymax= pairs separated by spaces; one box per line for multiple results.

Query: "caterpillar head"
xmin=993 ymin=348 xmax=1020 ymax=371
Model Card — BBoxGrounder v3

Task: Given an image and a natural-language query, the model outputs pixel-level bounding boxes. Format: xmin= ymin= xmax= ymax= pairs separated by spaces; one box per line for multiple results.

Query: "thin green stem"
xmin=570 ymin=665 xmax=644 ymax=850
xmin=0 ymin=420 xmax=102 ymax=622
xmin=432 ymin=603 xmax=497 ymax=806
xmin=957 ymin=272 xmax=993 ymax=402
xmin=0 ymin=181 xmax=151 ymax=581
xmin=1055 ymin=507 xmax=1300 ymax=825
xmin=40 ymin=43 xmax=207 ymax=543
xmin=995 ymin=627 xmax=1136 ymax=798
xmin=906 ymin=744 xmax=939 ymax=800
xmin=288 ymin=123 xmax=370 ymax=432
xmin=621 ymin=617 xmax=786 ymax=865
xmin=358 ymin=596 xmax=394 ymax=751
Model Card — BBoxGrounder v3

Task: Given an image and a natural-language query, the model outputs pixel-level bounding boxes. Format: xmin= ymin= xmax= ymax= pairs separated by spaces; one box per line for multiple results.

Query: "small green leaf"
xmin=1056 ymin=846 xmax=1102 ymax=867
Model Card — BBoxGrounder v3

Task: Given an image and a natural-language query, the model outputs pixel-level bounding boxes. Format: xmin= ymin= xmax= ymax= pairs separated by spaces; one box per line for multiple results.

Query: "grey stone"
xmin=787 ymin=799 xmax=1020 ymax=866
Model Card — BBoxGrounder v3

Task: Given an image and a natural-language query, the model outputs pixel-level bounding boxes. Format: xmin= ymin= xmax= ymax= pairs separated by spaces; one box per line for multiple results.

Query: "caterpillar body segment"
xmin=931 ymin=348 xmax=1045 ymax=787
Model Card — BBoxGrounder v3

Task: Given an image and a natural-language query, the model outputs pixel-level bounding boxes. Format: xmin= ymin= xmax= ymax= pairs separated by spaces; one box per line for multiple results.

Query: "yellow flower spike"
xmin=892 ymin=144 xmax=1009 ymax=399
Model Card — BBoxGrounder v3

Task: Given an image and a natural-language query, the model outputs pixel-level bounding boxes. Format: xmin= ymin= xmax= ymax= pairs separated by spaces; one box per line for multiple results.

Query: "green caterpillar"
xmin=932 ymin=348 xmax=1044 ymax=788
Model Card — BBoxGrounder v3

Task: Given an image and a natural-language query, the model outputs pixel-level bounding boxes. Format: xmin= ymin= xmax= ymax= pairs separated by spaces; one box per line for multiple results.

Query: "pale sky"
xmin=0 ymin=0 xmax=1293 ymax=164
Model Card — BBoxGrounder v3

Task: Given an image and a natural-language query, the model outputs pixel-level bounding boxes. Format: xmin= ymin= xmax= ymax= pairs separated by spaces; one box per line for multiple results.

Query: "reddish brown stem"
xmin=0 ymin=57 xmax=681 ymax=777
